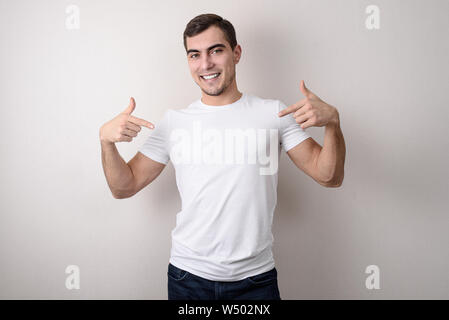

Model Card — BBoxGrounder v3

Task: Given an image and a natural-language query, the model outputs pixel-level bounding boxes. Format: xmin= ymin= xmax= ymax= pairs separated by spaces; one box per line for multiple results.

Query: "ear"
xmin=233 ymin=44 xmax=242 ymax=64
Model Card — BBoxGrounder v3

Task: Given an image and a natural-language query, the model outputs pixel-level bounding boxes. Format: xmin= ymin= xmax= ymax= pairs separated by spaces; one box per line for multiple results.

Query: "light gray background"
xmin=1 ymin=0 xmax=448 ymax=299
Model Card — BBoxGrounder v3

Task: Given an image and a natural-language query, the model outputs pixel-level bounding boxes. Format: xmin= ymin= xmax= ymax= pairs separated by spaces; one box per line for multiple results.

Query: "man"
xmin=99 ymin=13 xmax=346 ymax=300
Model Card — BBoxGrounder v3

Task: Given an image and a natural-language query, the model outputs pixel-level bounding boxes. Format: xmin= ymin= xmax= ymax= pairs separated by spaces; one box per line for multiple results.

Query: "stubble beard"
xmin=201 ymin=70 xmax=235 ymax=97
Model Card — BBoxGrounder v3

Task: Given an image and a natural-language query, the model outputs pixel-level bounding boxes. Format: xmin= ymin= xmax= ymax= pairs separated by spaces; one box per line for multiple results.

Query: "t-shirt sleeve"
xmin=278 ymin=100 xmax=311 ymax=152
xmin=138 ymin=110 xmax=171 ymax=165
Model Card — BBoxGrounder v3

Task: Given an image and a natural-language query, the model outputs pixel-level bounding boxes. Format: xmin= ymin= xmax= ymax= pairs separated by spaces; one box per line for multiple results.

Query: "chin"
xmin=203 ymin=90 xmax=223 ymax=96
xmin=200 ymin=83 xmax=225 ymax=96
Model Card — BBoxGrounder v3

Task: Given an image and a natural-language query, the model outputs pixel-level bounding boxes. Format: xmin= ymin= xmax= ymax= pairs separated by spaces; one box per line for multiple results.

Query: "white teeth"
xmin=202 ymin=73 xmax=219 ymax=80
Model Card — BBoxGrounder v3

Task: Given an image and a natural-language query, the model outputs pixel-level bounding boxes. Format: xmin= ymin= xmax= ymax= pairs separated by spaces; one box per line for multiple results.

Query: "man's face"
xmin=186 ymin=26 xmax=241 ymax=96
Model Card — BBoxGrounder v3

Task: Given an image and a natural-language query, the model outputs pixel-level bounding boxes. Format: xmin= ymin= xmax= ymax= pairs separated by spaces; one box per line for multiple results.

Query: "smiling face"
xmin=186 ymin=25 xmax=241 ymax=98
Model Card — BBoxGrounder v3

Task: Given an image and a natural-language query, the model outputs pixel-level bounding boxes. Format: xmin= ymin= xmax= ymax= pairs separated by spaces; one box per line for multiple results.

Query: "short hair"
xmin=183 ymin=13 xmax=237 ymax=52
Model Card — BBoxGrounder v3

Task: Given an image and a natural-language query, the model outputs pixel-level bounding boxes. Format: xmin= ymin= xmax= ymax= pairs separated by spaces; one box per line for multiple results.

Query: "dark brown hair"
xmin=183 ymin=13 xmax=237 ymax=53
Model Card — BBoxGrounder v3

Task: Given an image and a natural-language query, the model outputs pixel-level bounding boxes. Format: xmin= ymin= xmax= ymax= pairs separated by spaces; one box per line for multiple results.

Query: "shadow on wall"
xmin=240 ymin=22 xmax=308 ymax=101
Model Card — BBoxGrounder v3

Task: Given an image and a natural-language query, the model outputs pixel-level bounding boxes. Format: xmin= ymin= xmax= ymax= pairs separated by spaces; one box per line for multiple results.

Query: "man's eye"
xmin=190 ymin=49 xmax=222 ymax=59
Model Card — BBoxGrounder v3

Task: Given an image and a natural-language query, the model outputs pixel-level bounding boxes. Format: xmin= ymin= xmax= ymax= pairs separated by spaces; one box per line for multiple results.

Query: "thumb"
xmin=299 ymin=80 xmax=309 ymax=98
xmin=123 ymin=97 xmax=136 ymax=115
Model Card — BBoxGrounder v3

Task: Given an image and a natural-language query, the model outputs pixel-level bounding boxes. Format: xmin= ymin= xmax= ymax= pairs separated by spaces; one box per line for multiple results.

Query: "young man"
xmin=99 ymin=13 xmax=346 ymax=300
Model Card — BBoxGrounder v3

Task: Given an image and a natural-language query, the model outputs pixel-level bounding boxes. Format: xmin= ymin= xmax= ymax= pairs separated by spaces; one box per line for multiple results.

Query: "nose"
xmin=200 ymin=54 xmax=214 ymax=71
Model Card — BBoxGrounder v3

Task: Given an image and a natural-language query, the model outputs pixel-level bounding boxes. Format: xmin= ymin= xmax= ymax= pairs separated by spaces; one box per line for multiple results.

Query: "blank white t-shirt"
xmin=139 ymin=93 xmax=311 ymax=281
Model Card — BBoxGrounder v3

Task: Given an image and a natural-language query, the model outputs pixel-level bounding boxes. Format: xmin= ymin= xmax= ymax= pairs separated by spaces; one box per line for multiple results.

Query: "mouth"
xmin=200 ymin=72 xmax=221 ymax=83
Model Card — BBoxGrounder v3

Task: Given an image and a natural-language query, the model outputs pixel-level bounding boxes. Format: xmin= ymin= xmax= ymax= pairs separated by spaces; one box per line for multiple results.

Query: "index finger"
xmin=128 ymin=115 xmax=154 ymax=129
xmin=278 ymin=99 xmax=307 ymax=117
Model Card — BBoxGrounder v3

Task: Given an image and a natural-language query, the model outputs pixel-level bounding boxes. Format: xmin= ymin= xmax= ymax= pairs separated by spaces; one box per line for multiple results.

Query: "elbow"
xmin=112 ymin=191 xmax=123 ymax=199
xmin=113 ymin=193 xmax=132 ymax=199
xmin=112 ymin=190 xmax=134 ymax=199
xmin=326 ymin=180 xmax=343 ymax=188
xmin=320 ymin=173 xmax=344 ymax=188
xmin=327 ymin=175 xmax=344 ymax=188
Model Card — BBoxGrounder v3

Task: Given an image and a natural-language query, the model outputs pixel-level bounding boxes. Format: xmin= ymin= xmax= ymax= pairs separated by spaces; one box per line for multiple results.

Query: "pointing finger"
xmin=128 ymin=115 xmax=154 ymax=129
xmin=278 ymin=99 xmax=306 ymax=117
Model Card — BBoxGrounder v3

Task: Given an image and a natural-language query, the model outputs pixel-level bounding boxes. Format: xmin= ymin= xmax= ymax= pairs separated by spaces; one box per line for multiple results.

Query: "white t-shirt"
xmin=138 ymin=93 xmax=311 ymax=281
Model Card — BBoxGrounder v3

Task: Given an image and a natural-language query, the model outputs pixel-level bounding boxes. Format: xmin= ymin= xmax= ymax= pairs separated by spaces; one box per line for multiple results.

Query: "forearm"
xmin=316 ymin=113 xmax=346 ymax=186
xmin=100 ymin=140 xmax=135 ymax=198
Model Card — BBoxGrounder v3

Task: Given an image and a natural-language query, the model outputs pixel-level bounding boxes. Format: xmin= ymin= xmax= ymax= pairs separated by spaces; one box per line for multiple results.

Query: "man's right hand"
xmin=99 ymin=97 xmax=154 ymax=144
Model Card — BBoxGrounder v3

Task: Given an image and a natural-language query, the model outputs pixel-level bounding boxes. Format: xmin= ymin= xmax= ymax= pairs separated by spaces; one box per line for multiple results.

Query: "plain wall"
xmin=0 ymin=0 xmax=448 ymax=299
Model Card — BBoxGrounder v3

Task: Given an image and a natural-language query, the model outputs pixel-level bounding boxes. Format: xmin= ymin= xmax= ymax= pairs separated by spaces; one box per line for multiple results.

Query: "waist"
xmin=169 ymin=237 xmax=275 ymax=281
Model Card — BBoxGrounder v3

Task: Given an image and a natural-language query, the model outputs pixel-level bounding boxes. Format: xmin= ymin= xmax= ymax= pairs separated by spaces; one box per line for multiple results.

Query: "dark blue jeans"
xmin=167 ymin=263 xmax=281 ymax=300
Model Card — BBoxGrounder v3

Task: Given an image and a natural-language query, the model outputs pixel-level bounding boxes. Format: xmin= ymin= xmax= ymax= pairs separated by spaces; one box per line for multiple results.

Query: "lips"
xmin=200 ymin=73 xmax=221 ymax=82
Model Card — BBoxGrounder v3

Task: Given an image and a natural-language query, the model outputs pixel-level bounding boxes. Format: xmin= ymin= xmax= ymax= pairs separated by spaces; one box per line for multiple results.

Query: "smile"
xmin=200 ymin=73 xmax=220 ymax=81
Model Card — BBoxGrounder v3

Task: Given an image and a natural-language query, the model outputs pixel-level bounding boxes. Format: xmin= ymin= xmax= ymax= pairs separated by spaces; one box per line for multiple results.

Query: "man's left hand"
xmin=278 ymin=80 xmax=339 ymax=129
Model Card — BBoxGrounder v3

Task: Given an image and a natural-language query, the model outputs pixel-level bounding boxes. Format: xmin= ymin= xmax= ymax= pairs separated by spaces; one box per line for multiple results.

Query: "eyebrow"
xmin=186 ymin=43 xmax=226 ymax=55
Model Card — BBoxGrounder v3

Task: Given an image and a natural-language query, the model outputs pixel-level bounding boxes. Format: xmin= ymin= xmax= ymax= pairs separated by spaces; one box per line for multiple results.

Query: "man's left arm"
xmin=316 ymin=114 xmax=345 ymax=187
xmin=278 ymin=80 xmax=346 ymax=187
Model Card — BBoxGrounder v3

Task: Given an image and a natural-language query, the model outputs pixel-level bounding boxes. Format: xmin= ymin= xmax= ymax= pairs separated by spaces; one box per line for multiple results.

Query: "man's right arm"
xmin=101 ymin=140 xmax=167 ymax=199
xmin=100 ymin=140 xmax=136 ymax=199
